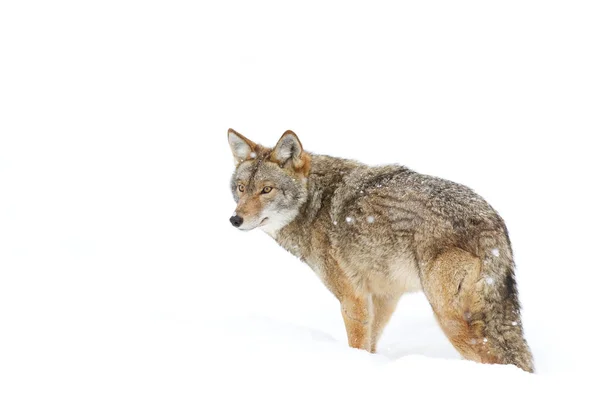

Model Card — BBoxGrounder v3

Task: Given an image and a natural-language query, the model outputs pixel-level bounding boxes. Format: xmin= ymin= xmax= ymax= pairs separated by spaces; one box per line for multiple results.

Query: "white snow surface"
xmin=1 ymin=1 xmax=600 ymax=407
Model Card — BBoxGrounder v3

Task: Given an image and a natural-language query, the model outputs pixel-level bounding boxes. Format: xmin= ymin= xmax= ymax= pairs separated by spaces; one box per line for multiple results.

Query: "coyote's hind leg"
xmin=421 ymin=247 xmax=534 ymax=372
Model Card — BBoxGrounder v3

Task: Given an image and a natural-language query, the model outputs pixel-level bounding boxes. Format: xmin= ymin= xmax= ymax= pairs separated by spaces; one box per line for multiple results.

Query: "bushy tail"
xmin=474 ymin=249 xmax=534 ymax=372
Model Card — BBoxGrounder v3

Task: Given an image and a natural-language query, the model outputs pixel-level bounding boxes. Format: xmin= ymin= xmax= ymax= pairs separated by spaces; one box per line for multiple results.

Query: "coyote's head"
xmin=227 ymin=129 xmax=310 ymax=235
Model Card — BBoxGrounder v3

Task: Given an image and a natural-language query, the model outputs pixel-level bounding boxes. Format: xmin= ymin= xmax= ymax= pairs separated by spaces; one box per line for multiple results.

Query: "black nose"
xmin=230 ymin=215 xmax=243 ymax=228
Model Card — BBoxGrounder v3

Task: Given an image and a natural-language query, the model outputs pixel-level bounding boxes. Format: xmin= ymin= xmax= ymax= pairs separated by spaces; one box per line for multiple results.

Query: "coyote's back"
xmin=227 ymin=129 xmax=534 ymax=373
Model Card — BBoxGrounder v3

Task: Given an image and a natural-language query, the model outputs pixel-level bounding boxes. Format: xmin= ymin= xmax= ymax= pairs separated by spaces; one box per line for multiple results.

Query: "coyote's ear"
xmin=228 ymin=128 xmax=257 ymax=164
xmin=271 ymin=130 xmax=310 ymax=175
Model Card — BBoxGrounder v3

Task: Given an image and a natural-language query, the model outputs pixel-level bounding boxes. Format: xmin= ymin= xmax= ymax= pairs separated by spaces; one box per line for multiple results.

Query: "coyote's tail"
xmin=474 ymin=252 xmax=534 ymax=372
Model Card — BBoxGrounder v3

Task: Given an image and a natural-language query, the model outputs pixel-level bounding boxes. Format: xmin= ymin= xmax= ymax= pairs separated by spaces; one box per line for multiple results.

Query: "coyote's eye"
xmin=238 ymin=184 xmax=245 ymax=193
xmin=261 ymin=186 xmax=273 ymax=194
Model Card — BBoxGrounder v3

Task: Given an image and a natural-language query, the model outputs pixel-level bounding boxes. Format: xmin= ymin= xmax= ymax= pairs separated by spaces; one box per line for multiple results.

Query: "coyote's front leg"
xmin=340 ymin=295 xmax=372 ymax=351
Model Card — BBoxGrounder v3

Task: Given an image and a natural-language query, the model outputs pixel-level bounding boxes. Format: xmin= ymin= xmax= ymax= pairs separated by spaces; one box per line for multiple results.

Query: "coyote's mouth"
xmin=259 ymin=217 xmax=269 ymax=226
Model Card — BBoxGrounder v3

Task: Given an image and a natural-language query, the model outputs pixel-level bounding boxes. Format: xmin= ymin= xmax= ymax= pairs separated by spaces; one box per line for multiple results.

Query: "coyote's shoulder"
xmin=228 ymin=128 xmax=534 ymax=373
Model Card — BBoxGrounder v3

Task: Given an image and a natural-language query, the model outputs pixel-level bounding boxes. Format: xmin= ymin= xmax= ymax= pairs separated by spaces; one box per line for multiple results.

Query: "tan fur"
xmin=370 ymin=294 xmax=402 ymax=352
xmin=422 ymin=248 xmax=494 ymax=364
xmin=228 ymin=129 xmax=535 ymax=373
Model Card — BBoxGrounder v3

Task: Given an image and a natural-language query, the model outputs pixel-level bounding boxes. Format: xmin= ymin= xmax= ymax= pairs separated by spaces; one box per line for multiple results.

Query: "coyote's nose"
xmin=230 ymin=215 xmax=243 ymax=228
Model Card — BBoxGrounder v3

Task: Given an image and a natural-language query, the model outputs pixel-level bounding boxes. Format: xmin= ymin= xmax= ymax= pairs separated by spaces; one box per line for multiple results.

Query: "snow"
xmin=1 ymin=1 xmax=600 ymax=407
xmin=492 ymin=248 xmax=500 ymax=257
xmin=346 ymin=216 xmax=353 ymax=223
xmin=367 ymin=215 xmax=375 ymax=223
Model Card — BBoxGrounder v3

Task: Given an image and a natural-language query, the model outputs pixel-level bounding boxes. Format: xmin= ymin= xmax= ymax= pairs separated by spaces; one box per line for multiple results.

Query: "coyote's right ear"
xmin=228 ymin=129 xmax=257 ymax=165
xmin=270 ymin=130 xmax=311 ymax=176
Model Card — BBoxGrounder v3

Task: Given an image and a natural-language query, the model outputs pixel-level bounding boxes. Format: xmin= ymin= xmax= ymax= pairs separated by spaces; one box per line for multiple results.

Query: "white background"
xmin=1 ymin=1 xmax=599 ymax=407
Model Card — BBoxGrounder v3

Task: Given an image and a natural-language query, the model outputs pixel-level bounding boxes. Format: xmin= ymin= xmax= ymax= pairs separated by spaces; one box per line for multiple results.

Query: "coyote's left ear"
xmin=228 ymin=128 xmax=257 ymax=165
xmin=271 ymin=130 xmax=310 ymax=176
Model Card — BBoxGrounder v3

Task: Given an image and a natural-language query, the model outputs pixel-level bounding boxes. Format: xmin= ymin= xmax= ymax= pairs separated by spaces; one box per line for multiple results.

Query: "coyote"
xmin=227 ymin=128 xmax=534 ymax=372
